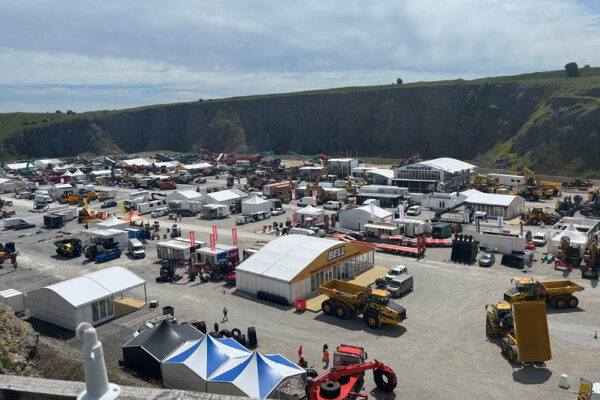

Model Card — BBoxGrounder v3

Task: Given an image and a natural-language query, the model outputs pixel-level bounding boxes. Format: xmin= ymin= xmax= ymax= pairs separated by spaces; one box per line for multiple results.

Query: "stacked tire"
xmin=257 ymin=291 xmax=288 ymax=306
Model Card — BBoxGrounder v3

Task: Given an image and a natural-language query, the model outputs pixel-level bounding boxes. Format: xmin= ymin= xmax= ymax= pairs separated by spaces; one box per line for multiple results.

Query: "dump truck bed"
xmin=318 ymin=279 xmax=369 ymax=298
xmin=539 ymin=280 xmax=584 ymax=295
xmin=513 ymin=301 xmax=552 ymax=363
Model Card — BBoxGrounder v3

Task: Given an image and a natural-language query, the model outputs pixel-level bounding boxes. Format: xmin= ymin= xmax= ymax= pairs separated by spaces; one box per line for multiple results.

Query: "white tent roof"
xmin=296 ymin=205 xmax=324 ymax=215
xmin=96 ymin=214 xmax=129 ymax=230
xmin=71 ymin=169 xmax=85 ymax=176
xmin=204 ymin=189 xmax=248 ymax=203
xmin=461 ymin=189 xmax=520 ymax=207
xmin=182 ymin=163 xmax=213 ymax=170
xmin=163 ymin=335 xmax=251 ymax=380
xmin=122 ymin=158 xmax=151 ymax=166
xmin=44 ymin=266 xmax=145 ymax=308
xmin=208 ymin=352 xmax=304 ymax=398
xmin=235 ymin=234 xmax=345 ymax=282
xmin=355 ymin=205 xmax=392 ymax=219
xmin=412 ymin=157 xmax=475 ymax=173
xmin=89 ymin=169 xmax=112 ymax=176
xmin=243 ymin=194 xmax=269 ymax=205
xmin=5 ymin=162 xmax=28 ymax=170
xmin=365 ymin=168 xmax=394 ymax=179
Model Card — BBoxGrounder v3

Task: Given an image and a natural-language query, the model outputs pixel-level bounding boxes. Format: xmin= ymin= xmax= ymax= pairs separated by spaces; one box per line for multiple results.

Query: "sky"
xmin=1 ymin=0 xmax=600 ymax=112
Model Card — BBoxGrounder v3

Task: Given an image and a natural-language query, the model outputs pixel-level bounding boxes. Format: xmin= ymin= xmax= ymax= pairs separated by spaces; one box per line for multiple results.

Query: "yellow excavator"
xmin=474 ymin=174 xmax=505 ymax=193
xmin=523 ymin=167 xmax=561 ymax=198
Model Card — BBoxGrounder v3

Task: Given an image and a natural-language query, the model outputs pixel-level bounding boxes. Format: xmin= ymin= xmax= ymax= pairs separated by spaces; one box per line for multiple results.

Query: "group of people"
xmin=298 ymin=343 xmax=329 ymax=369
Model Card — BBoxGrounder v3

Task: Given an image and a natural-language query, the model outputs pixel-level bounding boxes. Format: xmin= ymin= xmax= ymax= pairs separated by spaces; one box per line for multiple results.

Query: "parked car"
xmin=532 ymin=232 xmax=547 ymax=246
xmin=151 ymin=207 xmax=170 ymax=218
xmin=386 ymin=264 xmax=408 ymax=281
xmin=386 ymin=275 xmax=414 ymax=297
xmin=13 ymin=221 xmax=36 ymax=230
xmin=270 ymin=208 xmax=285 ymax=216
xmin=478 ymin=252 xmax=496 ymax=267
xmin=406 ymin=205 xmax=421 ymax=216
xmin=236 ymin=215 xmax=253 ymax=225
xmin=251 ymin=211 xmax=270 ymax=221
xmin=101 ymin=200 xmax=118 ymax=209
xmin=16 ymin=192 xmax=34 ymax=200
xmin=324 ymin=201 xmax=342 ymax=210
xmin=159 ymin=182 xmax=177 ymax=190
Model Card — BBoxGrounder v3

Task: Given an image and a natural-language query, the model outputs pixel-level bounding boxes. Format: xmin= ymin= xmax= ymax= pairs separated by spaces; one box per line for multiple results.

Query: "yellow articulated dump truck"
xmin=504 ymin=278 xmax=584 ymax=309
xmin=318 ymin=280 xmax=407 ymax=329
xmin=486 ymin=301 xmax=551 ymax=364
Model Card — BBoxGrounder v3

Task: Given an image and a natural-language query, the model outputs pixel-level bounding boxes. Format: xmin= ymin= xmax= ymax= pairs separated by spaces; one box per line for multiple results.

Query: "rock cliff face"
xmin=2 ymin=77 xmax=600 ymax=175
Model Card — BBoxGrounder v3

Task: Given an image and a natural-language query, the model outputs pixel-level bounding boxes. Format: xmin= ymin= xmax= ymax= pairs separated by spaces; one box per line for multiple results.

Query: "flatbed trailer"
xmin=330 ymin=234 xmax=426 ymax=257
xmin=388 ymin=235 xmax=452 ymax=247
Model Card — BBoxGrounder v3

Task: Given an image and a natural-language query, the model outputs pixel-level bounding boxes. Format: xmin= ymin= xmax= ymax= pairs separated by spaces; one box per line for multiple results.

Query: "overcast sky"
xmin=1 ymin=0 xmax=599 ymax=112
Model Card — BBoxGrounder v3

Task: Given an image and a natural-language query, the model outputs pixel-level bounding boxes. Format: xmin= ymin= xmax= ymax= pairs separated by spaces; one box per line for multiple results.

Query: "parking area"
xmin=1 ymin=187 xmax=599 ymax=400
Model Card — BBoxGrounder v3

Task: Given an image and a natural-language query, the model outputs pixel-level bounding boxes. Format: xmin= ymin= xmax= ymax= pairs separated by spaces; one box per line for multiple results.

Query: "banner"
xmin=398 ymin=205 xmax=404 ymax=221
xmin=189 ymin=231 xmax=195 ymax=247
xmin=312 ymin=191 xmax=317 ymax=206
xmin=212 ymin=225 xmax=218 ymax=242
xmin=291 ymin=189 xmax=296 ymax=202
xmin=232 ymin=228 xmax=238 ymax=245
xmin=83 ymin=198 xmax=88 ymax=208
xmin=328 ymin=215 xmax=333 ymax=228
xmin=498 ymin=216 xmax=504 ymax=226
xmin=370 ymin=202 xmax=375 ymax=218
xmin=60 ymin=178 xmax=64 ymax=184
xmin=121 ymin=202 xmax=126 ymax=214
xmin=210 ymin=234 xmax=215 ymax=251
xmin=463 ymin=211 xmax=470 ymax=223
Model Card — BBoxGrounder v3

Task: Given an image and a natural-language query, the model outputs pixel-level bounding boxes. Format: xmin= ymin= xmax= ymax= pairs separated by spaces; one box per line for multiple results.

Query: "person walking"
xmin=298 ymin=345 xmax=303 ymax=361
xmin=222 ymin=306 xmax=228 ymax=322
xmin=323 ymin=349 xmax=330 ymax=369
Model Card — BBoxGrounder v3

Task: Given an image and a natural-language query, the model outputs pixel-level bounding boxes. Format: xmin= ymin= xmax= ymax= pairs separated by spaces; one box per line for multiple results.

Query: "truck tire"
xmin=567 ymin=296 xmax=579 ymax=308
xmin=247 ymin=327 xmax=257 ymax=347
xmin=231 ymin=328 xmax=242 ymax=337
xmin=485 ymin=321 xmax=495 ymax=338
xmin=214 ymin=322 xmax=219 ymax=333
xmin=234 ymin=333 xmax=247 ymax=347
xmin=305 ymin=368 xmax=318 ymax=379
xmin=501 ymin=338 xmax=511 ymax=354
xmin=552 ymin=297 xmax=566 ymax=309
xmin=197 ymin=321 xmax=207 ymax=334
xmin=335 ymin=303 xmax=349 ymax=319
xmin=321 ymin=300 xmax=334 ymax=315
xmin=319 ymin=381 xmax=341 ymax=399
xmin=373 ymin=368 xmax=397 ymax=392
xmin=364 ymin=311 xmax=381 ymax=329
xmin=219 ymin=329 xmax=231 ymax=338
xmin=507 ymin=345 xmax=519 ymax=363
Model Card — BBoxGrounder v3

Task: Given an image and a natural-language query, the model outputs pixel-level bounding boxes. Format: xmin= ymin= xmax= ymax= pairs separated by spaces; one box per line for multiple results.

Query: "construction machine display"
xmin=318 ymin=280 xmax=407 ymax=329
xmin=520 ymin=207 xmax=559 ymax=225
xmin=582 ymin=238 xmax=600 ymax=280
xmin=0 ymin=242 xmax=18 ymax=268
xmin=486 ymin=301 xmax=552 ymax=364
xmin=473 ymin=174 xmax=504 ymax=193
xmin=503 ymin=278 xmax=584 ymax=309
xmin=523 ymin=167 xmax=561 ymax=197
xmin=54 ymin=238 xmax=83 ymax=257
xmin=555 ymin=195 xmax=583 ymax=217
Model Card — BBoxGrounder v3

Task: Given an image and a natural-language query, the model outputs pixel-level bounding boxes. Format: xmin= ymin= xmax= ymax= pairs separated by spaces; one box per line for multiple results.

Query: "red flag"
xmin=312 ymin=191 xmax=317 ymax=206
xmin=189 ymin=231 xmax=195 ymax=247
xmin=232 ymin=228 xmax=238 ymax=245
xmin=328 ymin=216 xmax=333 ymax=228
xmin=212 ymin=225 xmax=218 ymax=242
xmin=291 ymin=189 xmax=296 ymax=202
xmin=210 ymin=234 xmax=215 ymax=251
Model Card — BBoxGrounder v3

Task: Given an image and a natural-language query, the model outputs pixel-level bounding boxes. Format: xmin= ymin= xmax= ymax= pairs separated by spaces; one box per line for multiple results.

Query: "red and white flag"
xmin=328 ymin=216 xmax=333 ymax=228
xmin=398 ymin=205 xmax=405 ymax=221
xmin=212 ymin=225 xmax=218 ymax=242
xmin=291 ymin=189 xmax=296 ymax=202
xmin=312 ymin=191 xmax=317 ymax=206
xmin=189 ymin=231 xmax=195 ymax=247
xmin=370 ymin=202 xmax=375 ymax=218
xmin=232 ymin=228 xmax=238 ymax=245
xmin=210 ymin=234 xmax=215 ymax=251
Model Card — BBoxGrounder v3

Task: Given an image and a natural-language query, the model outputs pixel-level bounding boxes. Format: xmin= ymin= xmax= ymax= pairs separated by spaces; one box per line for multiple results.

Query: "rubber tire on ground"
xmin=568 ymin=296 xmax=579 ymax=308
xmin=319 ymin=381 xmax=341 ymax=399
xmin=373 ymin=368 xmax=397 ymax=392
xmin=247 ymin=327 xmax=257 ymax=347
xmin=209 ymin=331 xmax=222 ymax=338
xmin=214 ymin=322 xmax=219 ymax=332
xmin=197 ymin=321 xmax=207 ymax=334
xmin=305 ymin=368 xmax=318 ymax=379
xmin=507 ymin=345 xmax=519 ymax=363
xmin=219 ymin=329 xmax=231 ymax=338
xmin=364 ymin=311 xmax=381 ymax=329
xmin=322 ymin=300 xmax=334 ymax=315
xmin=234 ymin=333 xmax=247 ymax=347
xmin=335 ymin=303 xmax=350 ymax=319
xmin=231 ymin=328 xmax=241 ymax=337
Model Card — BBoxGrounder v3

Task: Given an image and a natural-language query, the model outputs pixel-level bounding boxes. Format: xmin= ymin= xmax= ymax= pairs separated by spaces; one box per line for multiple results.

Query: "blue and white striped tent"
xmin=161 ymin=334 xmax=251 ymax=391
xmin=207 ymin=352 xmax=306 ymax=398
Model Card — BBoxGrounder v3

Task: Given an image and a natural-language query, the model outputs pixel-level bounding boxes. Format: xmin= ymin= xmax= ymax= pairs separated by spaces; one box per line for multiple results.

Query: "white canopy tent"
xmin=161 ymin=335 xmax=251 ymax=391
xmin=294 ymin=205 xmax=325 ymax=225
xmin=549 ymin=223 xmax=589 ymax=256
xmin=95 ymin=214 xmax=129 ymax=230
xmin=242 ymin=194 xmax=271 ymax=215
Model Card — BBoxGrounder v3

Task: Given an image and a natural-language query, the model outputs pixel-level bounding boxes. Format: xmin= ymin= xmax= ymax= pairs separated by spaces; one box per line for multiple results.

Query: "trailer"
xmin=504 ymin=279 xmax=584 ymax=309
xmin=137 ymin=199 xmax=167 ymax=215
xmin=95 ymin=248 xmax=121 ymax=263
xmin=463 ymin=227 xmax=526 ymax=255
xmin=81 ymin=229 xmax=129 ymax=250
xmin=156 ymin=238 xmax=203 ymax=260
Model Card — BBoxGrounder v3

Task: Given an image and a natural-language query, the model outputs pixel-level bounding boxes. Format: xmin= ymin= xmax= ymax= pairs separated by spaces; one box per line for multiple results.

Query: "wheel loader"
xmin=520 ymin=207 xmax=559 ymax=225
xmin=54 ymin=238 xmax=83 ymax=257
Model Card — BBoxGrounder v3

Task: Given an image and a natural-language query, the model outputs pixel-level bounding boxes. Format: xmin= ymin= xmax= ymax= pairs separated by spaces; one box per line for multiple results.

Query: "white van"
xmin=532 ymin=232 xmax=547 ymax=246
xmin=127 ymin=239 xmax=146 ymax=258
xmin=324 ymin=201 xmax=342 ymax=210
xmin=298 ymin=197 xmax=314 ymax=207
xmin=151 ymin=207 xmax=170 ymax=218
xmin=406 ymin=205 xmax=421 ymax=216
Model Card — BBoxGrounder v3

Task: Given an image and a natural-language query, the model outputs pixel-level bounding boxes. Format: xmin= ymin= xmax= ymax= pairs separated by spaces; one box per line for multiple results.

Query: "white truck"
xmin=128 ymin=238 xmax=146 ymax=258
xmin=137 ymin=199 xmax=167 ymax=215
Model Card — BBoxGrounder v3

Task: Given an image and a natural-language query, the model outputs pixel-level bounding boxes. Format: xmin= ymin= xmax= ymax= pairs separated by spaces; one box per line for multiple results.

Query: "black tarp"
xmin=122 ymin=320 xmax=203 ymax=380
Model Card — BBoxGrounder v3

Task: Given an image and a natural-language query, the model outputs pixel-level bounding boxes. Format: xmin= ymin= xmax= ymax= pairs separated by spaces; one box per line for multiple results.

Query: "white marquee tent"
xmin=96 ymin=214 xmax=129 ymax=230
xmin=241 ymin=194 xmax=271 ymax=216
xmin=294 ymin=205 xmax=325 ymax=225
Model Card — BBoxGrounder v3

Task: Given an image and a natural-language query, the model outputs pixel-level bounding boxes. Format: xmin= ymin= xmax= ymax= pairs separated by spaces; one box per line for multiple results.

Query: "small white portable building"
xmin=338 ymin=205 xmax=392 ymax=231
xmin=27 ymin=267 xmax=146 ymax=331
xmin=242 ymin=194 xmax=271 ymax=216
xmin=0 ymin=289 xmax=25 ymax=314
xmin=95 ymin=214 xmax=129 ymax=230
xmin=294 ymin=205 xmax=325 ymax=225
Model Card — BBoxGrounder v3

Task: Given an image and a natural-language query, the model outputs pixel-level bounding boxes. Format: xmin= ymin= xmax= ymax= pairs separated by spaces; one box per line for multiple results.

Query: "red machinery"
xmin=307 ymin=360 xmax=396 ymax=400
xmin=156 ymin=259 xmax=188 ymax=282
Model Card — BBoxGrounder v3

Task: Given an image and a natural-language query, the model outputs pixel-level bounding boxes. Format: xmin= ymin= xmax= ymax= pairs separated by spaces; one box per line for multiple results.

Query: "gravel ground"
xmin=1 ymin=184 xmax=599 ymax=399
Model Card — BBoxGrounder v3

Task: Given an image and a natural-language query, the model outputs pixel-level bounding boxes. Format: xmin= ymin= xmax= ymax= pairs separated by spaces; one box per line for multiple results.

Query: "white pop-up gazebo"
xmin=241 ymin=194 xmax=271 ymax=216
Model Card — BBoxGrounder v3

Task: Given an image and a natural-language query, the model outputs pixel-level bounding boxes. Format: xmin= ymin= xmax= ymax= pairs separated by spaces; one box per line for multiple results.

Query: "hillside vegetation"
xmin=2 ymin=67 xmax=600 ymax=176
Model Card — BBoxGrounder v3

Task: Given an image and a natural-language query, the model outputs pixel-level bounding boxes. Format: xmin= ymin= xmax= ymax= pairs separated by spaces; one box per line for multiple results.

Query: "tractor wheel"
xmin=335 ymin=303 xmax=349 ymax=319
xmin=507 ymin=345 xmax=519 ymax=363
xmin=338 ymin=375 xmax=350 ymax=384
xmin=247 ymin=327 xmax=257 ymax=347
xmin=501 ymin=338 xmax=510 ymax=354
xmin=234 ymin=333 xmax=247 ymax=347
xmin=219 ymin=329 xmax=231 ymax=338
xmin=486 ymin=321 xmax=495 ymax=338
xmin=364 ymin=311 xmax=381 ymax=329
xmin=568 ymin=296 xmax=579 ymax=308
xmin=531 ymin=218 xmax=538 ymax=225
xmin=319 ymin=381 xmax=341 ymax=399
xmin=373 ymin=368 xmax=397 ymax=392
xmin=321 ymin=300 xmax=334 ymax=315
xmin=305 ymin=368 xmax=318 ymax=379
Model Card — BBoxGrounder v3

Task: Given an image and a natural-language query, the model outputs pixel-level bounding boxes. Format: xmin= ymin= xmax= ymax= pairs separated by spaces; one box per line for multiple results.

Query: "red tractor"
xmin=306 ymin=345 xmax=396 ymax=400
